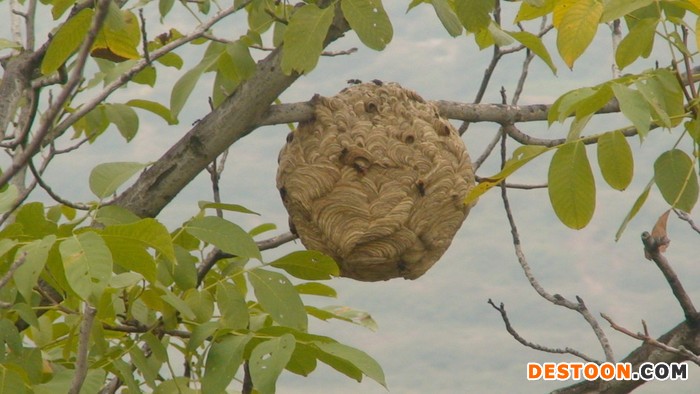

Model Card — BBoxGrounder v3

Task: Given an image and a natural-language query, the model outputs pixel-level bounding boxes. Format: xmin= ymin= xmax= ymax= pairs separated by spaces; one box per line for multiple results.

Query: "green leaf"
xmin=615 ymin=179 xmax=653 ymax=240
xmin=0 ymin=185 xmax=18 ymax=214
xmin=184 ymin=289 xmax=214 ymax=323
xmin=431 ymin=0 xmax=463 ymax=37
xmin=100 ymin=218 xmax=174 ymax=282
xmin=159 ymin=0 xmax=175 ymax=17
xmin=455 ymin=0 xmax=494 ymax=33
xmin=94 ymin=205 xmax=141 ymax=226
xmin=249 ymin=268 xmax=308 ymax=331
xmin=556 ymin=0 xmax=603 ymax=69
xmin=14 ymin=235 xmax=56 ymax=302
xmin=104 ymin=103 xmax=139 ymax=142
xmin=216 ymin=282 xmax=249 ymax=330
xmin=548 ymin=141 xmax=596 ymax=229
xmin=341 ymin=0 xmax=393 ymax=50
xmin=60 ymin=231 xmax=113 ymax=301
xmin=286 ymin=342 xmax=318 ymax=376
xmin=202 ymin=334 xmax=251 ymax=394
xmin=170 ymin=42 xmax=226 ymax=119
xmin=184 ymin=216 xmax=261 ymax=260
xmin=548 ymin=87 xmax=597 ymax=124
xmin=507 ymin=30 xmax=557 ymax=74
xmin=315 ymin=342 xmax=386 ymax=388
xmin=601 ymin=0 xmax=654 ymax=22
xmin=160 ymin=287 xmax=196 ymax=320
xmin=89 ymin=161 xmax=148 ymax=199
xmin=597 ymin=130 xmax=634 ymax=190
xmin=654 ymin=149 xmax=699 ymax=212
xmin=0 ymin=365 xmax=28 ymax=394
xmin=250 ymin=334 xmax=296 ymax=394
xmin=270 ymin=250 xmax=339 ymax=280
xmin=615 ymin=18 xmax=657 ymax=70
xmin=198 ymin=201 xmax=259 ymax=215
xmin=465 ymin=145 xmax=550 ymax=204
xmin=515 ymin=0 xmax=555 ymax=22
xmin=91 ymin=6 xmax=140 ymax=62
xmin=186 ymin=321 xmax=218 ymax=353
xmin=295 ymin=282 xmax=337 ymax=298
xmin=321 ymin=305 xmax=378 ymax=331
xmin=281 ymin=4 xmax=334 ymax=74
xmin=41 ymin=8 xmax=94 ymax=75
xmin=126 ymin=99 xmax=177 ymax=125
xmin=611 ymin=83 xmax=651 ymax=137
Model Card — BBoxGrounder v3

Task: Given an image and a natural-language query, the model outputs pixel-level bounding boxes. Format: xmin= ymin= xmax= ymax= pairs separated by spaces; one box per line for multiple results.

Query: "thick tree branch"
xmin=554 ymin=320 xmax=700 ymax=393
xmin=257 ymin=99 xmax=622 ymax=129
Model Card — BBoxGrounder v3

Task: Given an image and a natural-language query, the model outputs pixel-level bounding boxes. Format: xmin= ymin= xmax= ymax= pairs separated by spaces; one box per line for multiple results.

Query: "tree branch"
xmin=641 ymin=231 xmax=699 ymax=324
xmin=0 ymin=0 xmax=112 ymax=189
xmin=488 ymin=299 xmax=599 ymax=362
xmin=69 ymin=304 xmax=97 ymax=394
xmin=115 ymin=3 xmax=350 ymax=218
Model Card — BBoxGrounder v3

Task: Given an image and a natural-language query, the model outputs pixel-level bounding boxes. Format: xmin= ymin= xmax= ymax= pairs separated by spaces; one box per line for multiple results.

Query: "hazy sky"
xmin=6 ymin=2 xmax=700 ymax=393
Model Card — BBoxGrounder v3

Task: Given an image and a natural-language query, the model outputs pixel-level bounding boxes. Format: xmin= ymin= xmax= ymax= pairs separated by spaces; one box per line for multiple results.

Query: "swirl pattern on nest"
xmin=277 ymin=82 xmax=476 ymax=281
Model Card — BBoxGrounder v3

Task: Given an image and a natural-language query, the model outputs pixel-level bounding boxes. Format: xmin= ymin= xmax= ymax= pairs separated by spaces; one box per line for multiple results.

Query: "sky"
xmin=4 ymin=1 xmax=700 ymax=393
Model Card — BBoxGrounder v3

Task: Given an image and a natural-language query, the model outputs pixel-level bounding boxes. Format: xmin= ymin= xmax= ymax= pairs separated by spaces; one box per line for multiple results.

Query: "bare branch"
xmin=29 ymin=158 xmax=91 ymax=210
xmin=488 ymin=299 xmax=599 ymax=362
xmin=498 ymin=128 xmax=615 ymax=362
xmin=0 ymin=252 xmax=27 ymax=290
xmin=641 ymin=231 xmax=699 ymax=323
xmin=674 ymin=209 xmax=700 ymax=234
xmin=601 ymin=313 xmax=700 ymax=366
xmin=69 ymin=304 xmax=97 ymax=394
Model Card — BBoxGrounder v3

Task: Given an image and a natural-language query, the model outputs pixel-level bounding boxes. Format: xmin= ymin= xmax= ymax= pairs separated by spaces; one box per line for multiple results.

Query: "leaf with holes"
xmin=250 ymin=334 xmax=296 ymax=394
xmin=342 ymin=0 xmax=393 ymax=50
xmin=249 ymin=268 xmax=307 ymax=331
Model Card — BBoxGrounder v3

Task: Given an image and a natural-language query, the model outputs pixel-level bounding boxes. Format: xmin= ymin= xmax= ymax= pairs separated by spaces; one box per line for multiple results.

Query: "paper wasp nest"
xmin=277 ymin=82 xmax=475 ymax=281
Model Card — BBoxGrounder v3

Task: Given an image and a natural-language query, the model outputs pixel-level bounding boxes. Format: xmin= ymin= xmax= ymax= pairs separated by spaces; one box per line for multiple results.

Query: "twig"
xmin=49 ymin=3 xmax=248 ymax=142
xmin=601 ymin=313 xmax=700 ymax=366
xmin=641 ymin=231 xmax=699 ymax=324
xmin=29 ymin=158 xmax=91 ymax=210
xmin=610 ymin=20 xmax=622 ymax=78
xmin=0 ymin=252 xmax=27 ymax=290
xmin=488 ymin=299 xmax=599 ymax=363
xmin=68 ymin=304 xmax=97 ymax=394
xmin=139 ymin=9 xmax=150 ymax=64
xmin=498 ymin=125 xmax=615 ymax=362
xmin=196 ymin=232 xmax=298 ymax=285
xmin=674 ymin=209 xmax=700 ymax=234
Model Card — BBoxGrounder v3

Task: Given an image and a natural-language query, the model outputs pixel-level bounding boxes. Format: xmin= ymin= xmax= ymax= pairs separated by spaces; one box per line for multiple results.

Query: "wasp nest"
xmin=277 ymin=82 xmax=475 ymax=281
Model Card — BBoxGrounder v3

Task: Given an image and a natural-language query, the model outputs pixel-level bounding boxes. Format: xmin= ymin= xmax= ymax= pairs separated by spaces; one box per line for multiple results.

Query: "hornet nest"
xmin=276 ymin=82 xmax=475 ymax=281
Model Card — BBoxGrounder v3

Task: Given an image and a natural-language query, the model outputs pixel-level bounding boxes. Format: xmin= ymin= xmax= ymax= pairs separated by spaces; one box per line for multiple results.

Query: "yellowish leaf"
xmin=556 ymin=0 xmax=603 ymax=69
